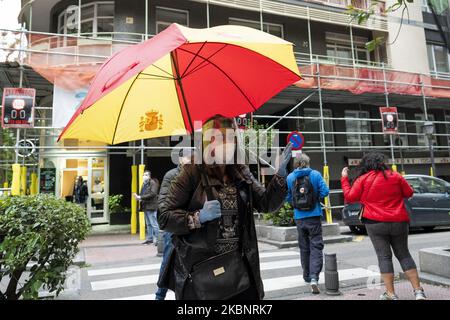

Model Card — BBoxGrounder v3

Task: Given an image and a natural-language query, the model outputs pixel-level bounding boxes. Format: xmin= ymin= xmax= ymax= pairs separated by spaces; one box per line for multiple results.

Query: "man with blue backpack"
xmin=286 ymin=153 xmax=329 ymax=294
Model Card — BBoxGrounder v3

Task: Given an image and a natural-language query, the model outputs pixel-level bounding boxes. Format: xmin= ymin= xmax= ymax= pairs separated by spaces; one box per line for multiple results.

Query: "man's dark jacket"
xmin=140 ymin=179 xmax=159 ymax=212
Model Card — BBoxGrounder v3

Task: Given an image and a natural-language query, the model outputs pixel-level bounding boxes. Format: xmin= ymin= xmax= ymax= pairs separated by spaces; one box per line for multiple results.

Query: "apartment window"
xmin=57 ymin=2 xmax=114 ymax=37
xmin=156 ymin=7 xmax=189 ymax=33
xmin=229 ymin=18 xmax=284 ymax=38
xmin=326 ymin=32 xmax=370 ymax=65
xmin=345 ymin=110 xmax=372 ymax=147
xmin=302 ymin=108 xmax=334 ymax=147
xmin=427 ymin=43 xmax=450 ymax=73
xmin=415 ymin=113 xmax=436 ymax=146
xmin=445 ymin=114 xmax=450 ymax=146
xmin=383 ymin=113 xmax=408 ymax=147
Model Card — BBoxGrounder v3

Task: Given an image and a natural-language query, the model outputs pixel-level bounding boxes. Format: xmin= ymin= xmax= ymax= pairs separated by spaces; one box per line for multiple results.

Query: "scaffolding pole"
xmin=381 ymin=62 xmax=396 ymax=171
xmin=420 ymin=78 xmax=437 ymax=176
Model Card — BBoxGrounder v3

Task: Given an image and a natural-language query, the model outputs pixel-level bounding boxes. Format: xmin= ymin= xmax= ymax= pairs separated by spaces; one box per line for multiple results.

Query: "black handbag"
xmin=183 ymin=167 xmax=251 ymax=300
xmin=187 ymin=248 xmax=251 ymax=300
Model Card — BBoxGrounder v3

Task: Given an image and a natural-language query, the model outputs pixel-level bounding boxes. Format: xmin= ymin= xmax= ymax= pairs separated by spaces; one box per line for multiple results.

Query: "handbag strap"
xmin=198 ymin=165 xmax=216 ymax=201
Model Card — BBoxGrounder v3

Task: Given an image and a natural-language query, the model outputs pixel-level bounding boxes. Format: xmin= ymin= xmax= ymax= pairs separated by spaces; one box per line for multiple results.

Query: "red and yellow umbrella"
xmin=58 ymin=23 xmax=301 ymax=144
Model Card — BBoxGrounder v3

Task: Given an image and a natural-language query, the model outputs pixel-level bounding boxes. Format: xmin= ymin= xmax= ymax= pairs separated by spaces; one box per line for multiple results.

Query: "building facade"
xmin=2 ymin=0 xmax=449 ymax=222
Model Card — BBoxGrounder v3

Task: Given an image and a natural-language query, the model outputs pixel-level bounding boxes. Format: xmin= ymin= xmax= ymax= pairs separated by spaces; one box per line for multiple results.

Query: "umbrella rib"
xmin=182 ymin=44 xmax=228 ymax=79
xmin=177 ymin=47 xmax=257 ymax=112
xmin=111 ymin=75 xmax=140 ymax=145
xmin=171 ymin=51 xmax=194 ymax=133
xmin=180 ymin=41 xmax=207 ymax=78
xmin=150 ymin=63 xmax=174 ymax=78
xmin=139 ymin=72 xmax=175 ymax=80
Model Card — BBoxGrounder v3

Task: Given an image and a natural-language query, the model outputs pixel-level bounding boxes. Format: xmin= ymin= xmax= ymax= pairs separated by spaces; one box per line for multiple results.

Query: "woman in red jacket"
xmin=341 ymin=152 xmax=426 ymax=300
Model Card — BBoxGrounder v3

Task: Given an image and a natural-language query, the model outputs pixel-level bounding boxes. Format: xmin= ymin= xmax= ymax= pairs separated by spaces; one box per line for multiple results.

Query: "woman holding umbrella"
xmin=158 ymin=115 xmax=292 ymax=300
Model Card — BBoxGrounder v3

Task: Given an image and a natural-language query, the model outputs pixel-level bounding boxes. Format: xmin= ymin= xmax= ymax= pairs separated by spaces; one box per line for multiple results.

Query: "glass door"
xmin=88 ymin=157 xmax=108 ymax=224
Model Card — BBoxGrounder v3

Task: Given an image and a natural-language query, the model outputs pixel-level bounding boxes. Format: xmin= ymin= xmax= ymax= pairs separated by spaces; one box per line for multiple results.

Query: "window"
xmin=405 ymin=178 xmax=425 ymax=194
xmin=421 ymin=177 xmax=448 ymax=194
xmin=326 ymin=32 xmax=371 ymax=65
xmin=229 ymin=18 xmax=284 ymax=38
xmin=345 ymin=110 xmax=372 ymax=147
xmin=302 ymin=108 xmax=334 ymax=147
xmin=427 ymin=43 xmax=450 ymax=73
xmin=156 ymin=7 xmax=189 ymax=33
xmin=57 ymin=2 xmax=114 ymax=38
xmin=415 ymin=113 xmax=436 ymax=146
xmin=445 ymin=114 xmax=450 ymax=146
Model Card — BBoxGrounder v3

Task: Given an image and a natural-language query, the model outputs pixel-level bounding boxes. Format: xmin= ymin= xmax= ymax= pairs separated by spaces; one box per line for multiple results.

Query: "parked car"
xmin=342 ymin=175 xmax=450 ymax=234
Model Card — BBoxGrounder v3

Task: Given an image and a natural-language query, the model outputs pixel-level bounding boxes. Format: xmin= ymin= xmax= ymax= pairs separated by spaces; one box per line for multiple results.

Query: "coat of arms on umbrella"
xmin=140 ymin=110 xmax=163 ymax=132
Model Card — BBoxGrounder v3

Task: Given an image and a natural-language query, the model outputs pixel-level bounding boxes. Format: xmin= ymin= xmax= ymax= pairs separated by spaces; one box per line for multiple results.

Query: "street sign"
xmin=15 ymin=139 xmax=36 ymax=158
xmin=235 ymin=113 xmax=250 ymax=129
xmin=1 ymin=87 xmax=35 ymax=128
xmin=287 ymin=131 xmax=305 ymax=150
xmin=380 ymin=106 xmax=398 ymax=134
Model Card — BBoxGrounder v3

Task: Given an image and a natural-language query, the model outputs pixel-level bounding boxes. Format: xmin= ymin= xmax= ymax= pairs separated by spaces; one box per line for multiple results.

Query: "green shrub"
xmin=108 ymin=194 xmax=124 ymax=214
xmin=0 ymin=194 xmax=91 ymax=300
xmin=263 ymin=202 xmax=295 ymax=226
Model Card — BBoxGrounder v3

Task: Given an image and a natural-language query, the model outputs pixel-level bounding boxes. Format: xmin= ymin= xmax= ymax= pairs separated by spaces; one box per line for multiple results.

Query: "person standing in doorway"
xmin=134 ymin=170 xmax=160 ymax=245
xmin=73 ymin=176 xmax=88 ymax=208
xmin=341 ymin=152 xmax=426 ymax=300
xmin=286 ymin=153 xmax=329 ymax=294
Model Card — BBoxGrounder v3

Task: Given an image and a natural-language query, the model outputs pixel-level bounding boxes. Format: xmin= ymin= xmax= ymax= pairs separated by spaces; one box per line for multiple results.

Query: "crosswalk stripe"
xmin=88 ymin=263 xmax=162 ymax=277
xmin=263 ymin=268 xmax=380 ymax=292
xmin=89 ymin=258 xmax=301 ymax=291
xmin=260 ymin=258 xmax=300 ymax=270
xmin=91 ymin=274 xmax=160 ymax=291
xmin=259 ymin=251 xmax=299 ymax=258
xmin=113 ymin=291 xmax=176 ymax=300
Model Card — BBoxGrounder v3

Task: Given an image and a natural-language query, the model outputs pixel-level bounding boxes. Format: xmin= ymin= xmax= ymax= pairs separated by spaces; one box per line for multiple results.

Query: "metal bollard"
xmin=324 ymin=253 xmax=341 ymax=296
xmin=157 ymin=230 xmax=164 ymax=257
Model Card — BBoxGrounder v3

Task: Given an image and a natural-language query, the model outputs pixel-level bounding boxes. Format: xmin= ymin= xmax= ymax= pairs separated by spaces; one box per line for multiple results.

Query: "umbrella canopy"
xmin=58 ymin=23 xmax=301 ymax=145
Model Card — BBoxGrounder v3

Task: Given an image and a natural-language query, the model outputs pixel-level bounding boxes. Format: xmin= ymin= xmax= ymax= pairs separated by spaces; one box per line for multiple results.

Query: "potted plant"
xmin=108 ymin=194 xmax=131 ymax=225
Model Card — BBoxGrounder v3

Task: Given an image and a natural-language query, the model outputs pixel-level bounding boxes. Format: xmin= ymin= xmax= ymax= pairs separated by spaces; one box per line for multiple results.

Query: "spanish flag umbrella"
xmin=58 ymin=23 xmax=301 ymax=144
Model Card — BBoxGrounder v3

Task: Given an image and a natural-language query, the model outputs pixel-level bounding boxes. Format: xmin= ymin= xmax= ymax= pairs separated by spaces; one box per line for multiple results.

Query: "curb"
xmin=400 ymin=271 xmax=450 ymax=288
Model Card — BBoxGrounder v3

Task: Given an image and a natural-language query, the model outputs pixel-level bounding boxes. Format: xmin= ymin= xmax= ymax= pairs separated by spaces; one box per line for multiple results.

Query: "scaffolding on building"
xmin=2 ymin=0 xmax=450 ymax=218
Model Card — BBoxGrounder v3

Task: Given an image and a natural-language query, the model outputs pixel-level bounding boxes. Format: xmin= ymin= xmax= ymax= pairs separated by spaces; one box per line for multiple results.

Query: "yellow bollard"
xmin=3 ymin=181 xmax=9 ymax=195
xmin=323 ymin=165 xmax=332 ymax=224
xmin=30 ymin=172 xmax=37 ymax=195
xmin=400 ymin=171 xmax=406 ymax=176
xmin=391 ymin=164 xmax=397 ymax=172
xmin=430 ymin=166 xmax=434 ymax=177
xmin=138 ymin=164 xmax=146 ymax=241
xmin=21 ymin=166 xmax=27 ymax=195
xmin=11 ymin=164 xmax=21 ymax=196
xmin=131 ymin=165 xmax=138 ymax=234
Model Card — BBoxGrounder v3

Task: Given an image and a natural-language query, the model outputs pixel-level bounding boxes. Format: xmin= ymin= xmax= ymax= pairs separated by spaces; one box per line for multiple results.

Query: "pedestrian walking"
xmin=158 ymin=114 xmax=292 ymax=300
xmin=286 ymin=153 xmax=329 ymax=294
xmin=155 ymin=148 xmax=194 ymax=300
xmin=340 ymin=152 xmax=426 ymax=300
xmin=133 ymin=170 xmax=160 ymax=245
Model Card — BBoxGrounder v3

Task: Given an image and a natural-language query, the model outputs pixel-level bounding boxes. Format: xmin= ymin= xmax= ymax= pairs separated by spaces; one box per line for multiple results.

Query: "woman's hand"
xmin=341 ymin=167 xmax=349 ymax=178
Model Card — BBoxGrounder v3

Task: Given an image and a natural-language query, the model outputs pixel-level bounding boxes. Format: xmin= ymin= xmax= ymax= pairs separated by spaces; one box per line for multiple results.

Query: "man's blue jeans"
xmin=155 ymin=231 xmax=173 ymax=300
xmin=144 ymin=210 xmax=159 ymax=242
xmin=295 ymin=216 xmax=324 ymax=282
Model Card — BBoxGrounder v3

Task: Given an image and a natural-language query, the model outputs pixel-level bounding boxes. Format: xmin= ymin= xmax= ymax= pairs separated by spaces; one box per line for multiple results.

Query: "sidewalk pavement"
xmin=296 ymin=280 xmax=450 ymax=300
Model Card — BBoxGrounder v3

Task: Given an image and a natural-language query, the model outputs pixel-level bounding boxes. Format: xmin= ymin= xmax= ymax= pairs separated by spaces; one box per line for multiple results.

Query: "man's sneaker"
xmin=142 ymin=240 xmax=153 ymax=245
xmin=414 ymin=288 xmax=427 ymax=300
xmin=379 ymin=292 xmax=399 ymax=300
xmin=310 ymin=279 xmax=320 ymax=294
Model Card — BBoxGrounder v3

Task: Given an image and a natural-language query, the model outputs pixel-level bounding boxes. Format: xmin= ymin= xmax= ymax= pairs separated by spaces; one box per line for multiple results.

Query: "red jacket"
xmin=341 ymin=170 xmax=414 ymax=222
